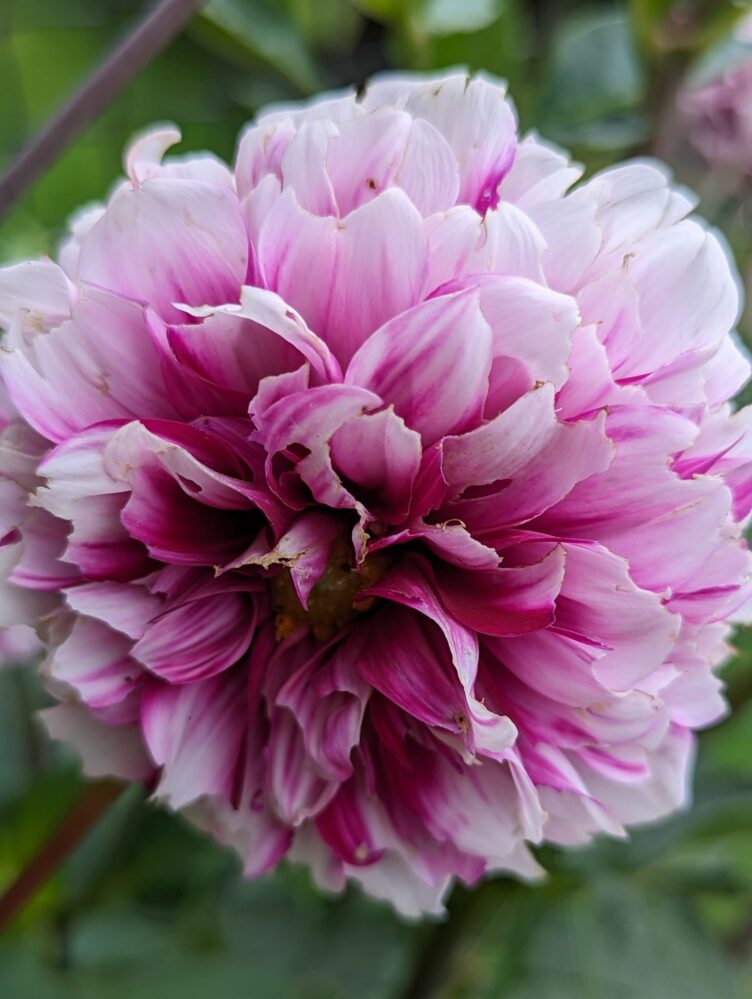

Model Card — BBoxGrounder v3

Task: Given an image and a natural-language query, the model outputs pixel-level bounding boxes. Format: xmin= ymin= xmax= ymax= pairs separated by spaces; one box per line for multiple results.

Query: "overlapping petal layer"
xmin=1 ymin=72 xmax=750 ymax=917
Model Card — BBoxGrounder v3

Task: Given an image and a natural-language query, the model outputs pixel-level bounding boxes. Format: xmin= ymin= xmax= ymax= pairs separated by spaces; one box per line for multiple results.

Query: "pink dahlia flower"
xmin=681 ymin=60 xmax=752 ymax=174
xmin=1 ymin=72 xmax=751 ymax=917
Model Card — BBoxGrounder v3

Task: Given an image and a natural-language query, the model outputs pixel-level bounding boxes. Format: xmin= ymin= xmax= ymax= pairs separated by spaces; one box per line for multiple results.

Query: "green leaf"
xmin=195 ymin=0 xmax=326 ymax=93
xmin=282 ymin=0 xmax=363 ymax=53
xmin=537 ymin=10 xmax=645 ymax=141
xmin=456 ymin=877 xmax=743 ymax=999
xmin=349 ymin=0 xmax=409 ymax=23
xmin=421 ymin=0 xmax=503 ymax=36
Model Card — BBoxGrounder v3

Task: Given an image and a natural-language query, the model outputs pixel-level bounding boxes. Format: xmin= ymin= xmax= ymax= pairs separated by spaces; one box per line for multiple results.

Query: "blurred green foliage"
xmin=2 ymin=1 xmax=752 ymax=996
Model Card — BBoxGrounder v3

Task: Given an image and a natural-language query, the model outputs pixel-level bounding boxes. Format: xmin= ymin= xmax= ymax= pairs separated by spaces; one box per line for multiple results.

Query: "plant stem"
xmin=398 ymin=881 xmax=499 ymax=999
xmin=0 ymin=0 xmax=205 ymax=224
xmin=0 ymin=779 xmax=123 ymax=933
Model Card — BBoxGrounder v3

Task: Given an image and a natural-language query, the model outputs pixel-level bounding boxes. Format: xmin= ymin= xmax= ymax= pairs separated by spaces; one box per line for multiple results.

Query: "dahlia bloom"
xmin=681 ymin=60 xmax=752 ymax=173
xmin=1 ymin=72 xmax=751 ymax=917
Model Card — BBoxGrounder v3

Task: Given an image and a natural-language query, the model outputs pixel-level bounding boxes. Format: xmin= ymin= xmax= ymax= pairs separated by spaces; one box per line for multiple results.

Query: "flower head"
xmin=682 ymin=60 xmax=752 ymax=173
xmin=1 ymin=72 xmax=751 ymax=917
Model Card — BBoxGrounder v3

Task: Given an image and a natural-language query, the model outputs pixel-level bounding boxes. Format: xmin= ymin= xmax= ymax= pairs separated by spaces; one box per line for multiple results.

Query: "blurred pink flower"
xmin=1 ymin=72 xmax=751 ymax=917
xmin=682 ymin=60 xmax=752 ymax=173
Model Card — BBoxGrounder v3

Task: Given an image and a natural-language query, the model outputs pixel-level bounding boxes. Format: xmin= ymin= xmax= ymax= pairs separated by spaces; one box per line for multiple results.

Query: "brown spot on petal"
xmin=454 ymin=712 xmax=469 ymax=736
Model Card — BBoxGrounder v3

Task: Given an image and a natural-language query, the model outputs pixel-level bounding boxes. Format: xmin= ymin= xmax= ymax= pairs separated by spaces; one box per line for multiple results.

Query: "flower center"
xmin=270 ymin=539 xmax=395 ymax=643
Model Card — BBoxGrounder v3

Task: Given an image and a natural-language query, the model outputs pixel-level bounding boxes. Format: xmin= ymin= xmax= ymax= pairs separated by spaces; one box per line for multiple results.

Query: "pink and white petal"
xmin=528 ymin=188 xmax=601 ymax=293
xmin=365 ymin=561 xmax=518 ymax=755
xmin=0 ymin=260 xmax=73 ymax=330
xmin=346 ymin=289 xmax=492 ymax=444
xmin=181 ymin=285 xmax=342 ymax=383
xmin=440 ymin=382 xmax=558 ymax=492
xmin=35 ymin=423 xmax=125 ymax=519
xmin=370 ymin=521 xmax=500 ymax=571
xmin=141 ymin=672 xmax=246 ymax=809
xmin=703 ymin=336 xmax=751 ymax=409
xmin=0 ymin=624 xmax=39 ymax=664
xmin=41 ymin=703 xmax=153 ymax=781
xmin=330 ymin=408 xmax=422 ymax=523
xmin=434 ymin=545 xmax=566 ymax=637
xmin=324 ymin=110 xmax=410 ymax=215
xmin=63 ymin=580 xmax=162 ymax=640
xmin=367 ymin=73 xmax=517 ymax=213
xmin=120 ymin=463 xmax=257 ymax=566
xmin=412 ymin=752 xmax=526 ymax=865
xmin=10 ymin=509 xmax=80 ymax=590
xmin=256 ymin=383 xmax=381 ymax=511
xmin=353 ymin=605 xmax=473 ymax=737
xmin=473 ymin=275 xmax=580 ymax=392
xmin=77 ymin=175 xmax=248 ymax=323
xmin=256 ymin=187 xmax=428 ymax=364
xmin=556 ymin=325 xmax=645 ymax=420
xmin=618 ymin=222 xmax=739 ymax=377
xmin=226 ymin=511 xmax=341 ymax=608
xmin=315 ymin=779 xmax=385 ymax=867
xmin=490 ymin=628 xmax=610 ymax=708
xmin=125 ymin=125 xmax=234 ymax=188
xmin=58 ymin=203 xmax=106 ymax=278
xmin=347 ymin=849 xmax=451 ymax=919
xmin=265 ymin=709 xmax=339 ymax=825
xmin=279 ymin=118 xmax=339 ymax=215
xmin=575 ymin=162 xmax=695 ymax=281
xmin=186 ymin=792 xmax=292 ymax=877
xmin=392 ymin=118 xmax=460 ymax=216
xmin=425 ymin=203 xmax=545 ymax=292
xmin=42 ymin=615 xmax=142 ymax=710
xmin=543 ymin=443 xmax=734 ymax=595
xmin=278 ymin=636 xmax=370 ymax=782
xmin=572 ymin=725 xmax=695 ymax=827
xmin=3 ymin=286 xmax=175 ymax=443
xmin=235 ymin=117 xmax=296 ymax=198
xmin=554 ymin=542 xmax=679 ymax=690
xmin=132 ymin=591 xmax=256 ymax=683
xmin=0 ymin=541 xmax=59 ymax=627
xmin=500 ymin=133 xmax=582 ymax=209
xmin=448 ymin=411 xmax=613 ymax=535
xmin=325 ymin=110 xmax=459 ymax=217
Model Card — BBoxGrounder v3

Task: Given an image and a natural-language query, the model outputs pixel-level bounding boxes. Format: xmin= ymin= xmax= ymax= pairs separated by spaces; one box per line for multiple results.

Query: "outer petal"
xmin=141 ymin=671 xmax=246 ymax=809
xmin=41 ymin=703 xmax=153 ymax=781
xmin=77 ymin=174 xmax=248 ymax=323
xmin=1 ymin=286 xmax=174 ymax=443
xmin=42 ymin=615 xmax=142 ymax=711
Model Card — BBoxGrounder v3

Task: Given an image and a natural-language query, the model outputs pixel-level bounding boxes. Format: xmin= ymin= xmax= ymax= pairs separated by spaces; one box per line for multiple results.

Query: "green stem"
xmin=398 ymin=879 xmax=505 ymax=999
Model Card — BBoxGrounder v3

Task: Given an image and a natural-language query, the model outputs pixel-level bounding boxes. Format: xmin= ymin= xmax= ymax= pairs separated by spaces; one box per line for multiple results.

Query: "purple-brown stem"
xmin=0 ymin=0 xmax=205 ymax=224
xmin=0 ymin=779 xmax=123 ymax=933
